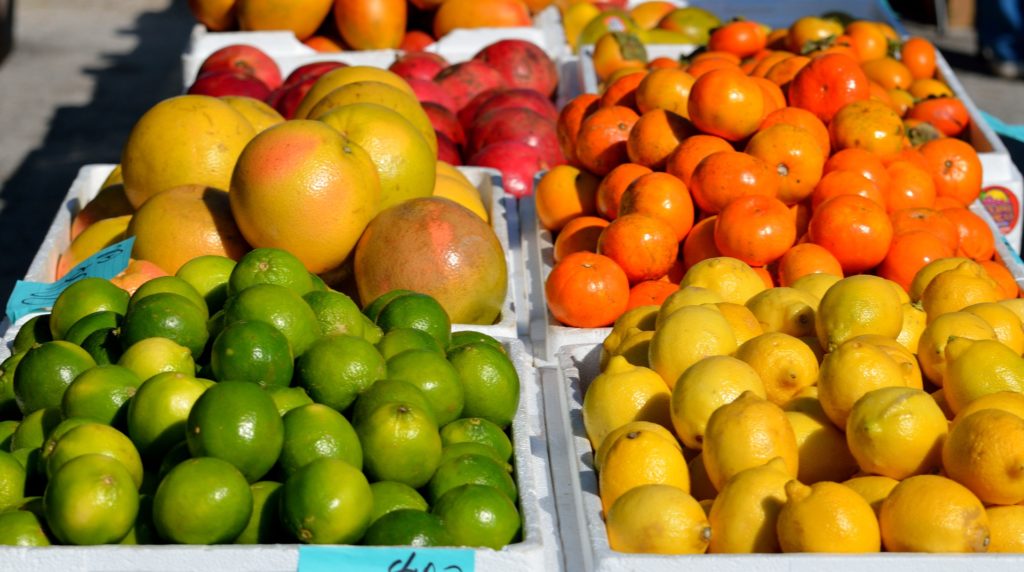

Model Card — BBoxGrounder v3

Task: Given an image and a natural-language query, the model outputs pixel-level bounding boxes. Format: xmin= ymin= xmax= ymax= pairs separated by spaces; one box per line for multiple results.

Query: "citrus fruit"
xmin=594 ymin=421 xmax=679 ymax=472
xmin=116 ymin=336 xmax=195 ymax=380
xmin=386 ymin=349 xmax=464 ymax=427
xmin=942 ymin=408 xmax=1024 ymax=505
xmin=223 ymin=283 xmax=322 ymax=357
xmin=879 ymin=474 xmax=990 ymax=552
xmin=649 ymin=305 xmax=737 ymax=390
xmin=235 ymin=481 xmax=287 ymax=545
xmin=120 ymin=292 xmax=210 ymax=359
xmin=118 ymin=493 xmax=157 ymax=545
xmin=356 ymin=401 xmax=441 ymax=488
xmin=49 ymin=277 xmax=129 ymax=340
xmin=369 ymin=480 xmax=429 ymax=524
xmin=362 ymin=289 xmax=416 ymax=322
xmin=61 ymin=364 xmax=142 ymax=427
xmin=917 ymin=311 xmax=997 ymax=386
xmin=228 ymin=247 xmax=315 ymax=297
xmin=607 ymin=484 xmax=710 ymax=554
xmin=210 ymin=319 xmax=293 ymax=388
xmin=303 ymin=290 xmax=364 ymax=338
xmin=153 ymin=457 xmax=253 ymax=544
xmin=784 ymin=404 xmax=859 ymax=485
xmin=0 ymin=450 xmax=26 ymax=510
xmin=447 ymin=341 xmax=519 ymax=429
xmin=669 ymin=355 xmax=766 ymax=449
xmin=943 ymin=337 xmax=1024 ymax=414
xmin=0 ymin=352 xmax=24 ymax=419
xmin=295 ymin=66 xmax=415 ymax=119
xmin=175 ymin=254 xmax=237 ymax=312
xmin=600 ymin=426 xmax=690 ymax=513
xmin=987 ymin=505 xmax=1024 ymax=552
xmin=44 ymin=453 xmax=139 ymax=545
xmin=12 ymin=314 xmax=52 ymax=354
xmin=280 ymin=457 xmax=373 ymax=544
xmin=80 ymin=328 xmax=124 ymax=366
xmin=129 ymin=276 xmax=209 ymax=320
xmin=0 ymin=510 xmax=50 ymax=546
xmin=64 ymin=311 xmax=122 ymax=346
xmin=46 ymin=422 xmax=144 ymax=488
xmin=9 ymin=407 xmax=61 ymax=452
xmin=846 ymin=386 xmax=948 ymax=480
xmin=377 ymin=328 xmax=443 ymax=360
xmin=186 ymin=381 xmax=284 ymax=482
xmin=735 ymin=332 xmax=819 ymax=406
xmin=842 ymin=475 xmax=900 ymax=517
xmin=266 ymin=386 xmax=314 ymax=417
xmin=707 ymin=457 xmax=791 ymax=553
xmin=127 ymin=372 xmax=213 ymax=462
xmin=38 ymin=417 xmax=90 ymax=463
xmin=375 ymin=292 xmax=452 ymax=350
xmin=0 ymin=420 xmax=18 ymax=450
xmin=156 ymin=441 xmax=191 ymax=481
xmin=439 ymin=417 xmax=513 ymax=463
xmin=678 ymin=256 xmax=766 ymax=305
xmin=363 ymin=509 xmax=453 ymax=547
xmin=815 ymin=274 xmax=903 ymax=351
xmin=432 ymin=483 xmax=520 ymax=549
xmin=427 ymin=453 xmax=517 ymax=504
xmin=295 ymin=334 xmax=386 ymax=412
xmin=13 ymin=340 xmax=96 ymax=415
xmin=703 ymin=391 xmax=799 ymax=491
xmin=817 ymin=337 xmax=909 ymax=429
xmin=777 ymin=480 xmax=881 ymax=552
xmin=281 ymin=403 xmax=362 ymax=476
xmin=351 ymin=379 xmax=437 ymax=428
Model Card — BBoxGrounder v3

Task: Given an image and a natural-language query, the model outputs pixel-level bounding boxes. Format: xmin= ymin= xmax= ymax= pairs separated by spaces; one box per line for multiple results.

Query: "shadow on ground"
xmin=0 ymin=2 xmax=192 ymax=301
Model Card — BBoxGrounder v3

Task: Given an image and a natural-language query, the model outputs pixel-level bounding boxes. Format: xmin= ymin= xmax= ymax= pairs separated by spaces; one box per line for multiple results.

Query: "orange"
xmin=635 ymin=67 xmax=695 ymax=117
xmin=776 ymin=243 xmax=844 ymax=286
xmin=618 ymin=172 xmax=694 ymax=242
xmin=877 ymin=230 xmax=955 ymax=293
xmin=681 ymin=216 xmax=721 ymax=270
xmin=545 ymin=251 xmax=629 ymax=327
xmin=596 ymin=163 xmax=652 ymax=220
xmin=687 ymin=67 xmax=765 ymax=142
xmin=598 ymin=214 xmax=678 ymax=284
xmin=808 ymin=194 xmax=894 ymax=274
xmin=626 ymin=109 xmax=694 ymax=170
xmin=920 ymin=138 xmax=983 ymax=207
xmin=557 ymin=93 xmax=600 ymax=167
xmin=942 ymin=207 xmax=996 ymax=262
xmin=553 ymin=215 xmax=609 ymax=262
xmin=599 ymin=71 xmax=645 ymax=109
xmin=758 ymin=106 xmax=830 ymax=158
xmin=714 ymin=195 xmax=795 ymax=267
xmin=535 ymin=165 xmax=599 ymax=232
xmin=745 ymin=123 xmax=825 ymax=205
xmin=689 ymin=151 xmax=779 ymax=214
xmin=823 ymin=148 xmax=891 ymax=193
xmin=811 ymin=169 xmax=886 ymax=211
xmin=664 ymin=134 xmax=734 ymax=188
xmin=575 ymin=106 xmax=641 ymax=176
xmin=885 ymin=160 xmax=937 ymax=212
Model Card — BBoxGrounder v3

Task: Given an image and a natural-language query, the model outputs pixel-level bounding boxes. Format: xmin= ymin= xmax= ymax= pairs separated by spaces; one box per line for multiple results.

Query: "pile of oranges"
xmin=538 ymin=14 xmax=1017 ymax=328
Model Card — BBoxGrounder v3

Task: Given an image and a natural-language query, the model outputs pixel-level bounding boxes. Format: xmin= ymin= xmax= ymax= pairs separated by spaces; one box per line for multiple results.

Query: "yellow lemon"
xmin=582 ymin=356 xmax=673 ymax=451
xmin=712 ymin=302 xmax=764 ymax=346
xmin=601 ymin=305 xmax=659 ymax=370
xmin=669 ymin=356 xmax=767 ymax=450
xmin=435 ymin=161 xmax=473 ymax=186
xmin=649 ymin=305 xmax=737 ymax=390
xmin=777 ymin=480 xmax=881 ymax=553
xmin=816 ymin=274 xmax=903 ymax=351
xmin=845 ymin=387 xmax=948 ymax=479
xmin=908 ymin=256 xmax=975 ymax=303
xmin=952 ymin=391 xmax=1024 ymax=429
xmin=433 ymin=175 xmax=488 ymax=222
xmin=735 ymin=332 xmax=819 ymax=406
xmin=785 ymin=408 xmax=858 ymax=484
xmin=943 ymin=337 xmax=1024 ymax=414
xmin=789 ymin=272 xmax=840 ymax=304
xmin=687 ymin=451 xmax=718 ymax=501
xmin=987 ymin=505 xmax=1024 ymax=552
xmin=848 ymin=334 xmax=923 ymax=389
xmin=594 ymin=420 xmax=680 ymax=471
xmin=702 ymin=391 xmax=798 ymax=491
xmin=931 ymin=387 xmax=956 ymax=420
xmin=999 ymin=297 xmax=1024 ymax=323
xmin=606 ymin=484 xmax=710 ymax=554
xmin=896 ymin=302 xmax=927 ymax=354
xmin=817 ymin=337 xmax=907 ymax=429
xmin=921 ymin=261 xmax=1002 ymax=321
xmin=942 ymin=408 xmax=1024 ymax=505
xmin=842 ymin=475 xmax=899 ymax=518
xmin=879 ymin=474 xmax=990 ymax=553
xmin=916 ymin=311 xmax=997 ymax=387
xmin=745 ymin=287 xmax=819 ymax=338
xmin=962 ymin=302 xmax=1024 ymax=354
xmin=606 ymin=327 xmax=655 ymax=368
xmin=678 ymin=257 xmax=766 ymax=305
xmin=599 ymin=427 xmax=690 ymax=513
xmin=656 ymin=286 xmax=723 ymax=327
xmin=707 ymin=457 xmax=791 ymax=553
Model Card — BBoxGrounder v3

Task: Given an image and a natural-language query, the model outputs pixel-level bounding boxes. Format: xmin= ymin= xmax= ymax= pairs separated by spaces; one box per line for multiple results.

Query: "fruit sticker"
xmin=298 ymin=545 xmax=474 ymax=572
xmin=980 ymin=185 xmax=1020 ymax=236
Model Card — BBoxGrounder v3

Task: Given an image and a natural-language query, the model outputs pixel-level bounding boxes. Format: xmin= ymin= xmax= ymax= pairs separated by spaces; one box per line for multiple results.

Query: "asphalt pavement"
xmin=0 ymin=0 xmax=1022 ymax=302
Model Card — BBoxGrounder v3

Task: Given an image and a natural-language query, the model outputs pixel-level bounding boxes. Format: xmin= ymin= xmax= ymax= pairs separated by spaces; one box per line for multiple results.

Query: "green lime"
xmin=12 ymin=494 xmax=45 ymax=518
xmin=363 ymin=289 xmax=416 ymax=322
xmin=210 ymin=319 xmax=293 ymax=387
xmin=119 ymin=493 xmax=157 ymax=545
xmin=361 ymin=314 xmax=383 ymax=345
xmin=376 ymin=293 xmax=451 ymax=350
xmin=235 ymin=480 xmax=287 ymax=544
xmin=130 ymin=276 xmax=209 ymax=320
xmin=0 ymin=450 xmax=26 ymax=510
xmin=11 ymin=448 xmax=43 ymax=497
xmin=351 ymin=379 xmax=436 ymax=428
xmin=229 ymin=248 xmax=315 ymax=297
xmin=295 ymin=335 xmax=385 ymax=412
xmin=81 ymin=327 xmax=123 ymax=365
xmin=44 ymin=453 xmax=139 ymax=545
xmin=207 ymin=307 xmax=227 ymax=342
xmin=369 ymin=481 xmax=428 ymax=524
xmin=49 ymin=277 xmax=129 ymax=340
xmin=39 ymin=417 xmax=91 ymax=466
xmin=447 ymin=342 xmax=519 ymax=429
xmin=356 ymin=401 xmax=441 ymax=489
xmin=441 ymin=442 xmax=512 ymax=472
xmin=117 ymin=336 xmax=195 ymax=380
xmin=0 ymin=351 xmax=24 ymax=420
xmin=61 ymin=364 xmax=142 ymax=427
xmin=450 ymin=330 xmax=504 ymax=352
xmin=386 ymin=349 xmax=464 ymax=427
xmin=9 ymin=408 xmax=61 ymax=452
xmin=363 ymin=509 xmax=453 ymax=547
xmin=0 ymin=420 xmax=18 ymax=450
xmin=280 ymin=457 xmax=373 ymax=544
xmin=0 ymin=510 xmax=51 ymax=546
xmin=64 ymin=311 xmax=122 ymax=346
xmin=223 ymin=283 xmax=321 ymax=357
xmin=266 ymin=386 xmax=314 ymax=416
xmin=12 ymin=314 xmax=52 ymax=354
xmin=176 ymin=255 xmax=236 ymax=313
xmin=120 ymin=292 xmax=210 ymax=359
xmin=153 ymin=457 xmax=253 ymax=544
xmin=157 ymin=440 xmax=191 ymax=481
xmin=186 ymin=381 xmax=283 ymax=482
xmin=304 ymin=290 xmax=364 ymax=338
xmin=432 ymin=483 xmax=520 ymax=549
xmin=440 ymin=417 xmax=513 ymax=462
xmin=46 ymin=422 xmax=144 ymax=488
xmin=14 ymin=340 xmax=96 ymax=415
xmin=377 ymin=327 xmax=444 ymax=360
xmin=280 ymin=403 xmax=361 ymax=477
xmin=427 ymin=453 xmax=517 ymax=504
xmin=127 ymin=372 xmax=213 ymax=462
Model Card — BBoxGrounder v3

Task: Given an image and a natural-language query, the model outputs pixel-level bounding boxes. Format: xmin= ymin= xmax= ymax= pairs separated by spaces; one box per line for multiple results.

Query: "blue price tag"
xmin=298 ymin=546 xmax=475 ymax=572
xmin=5 ymin=237 xmax=135 ymax=323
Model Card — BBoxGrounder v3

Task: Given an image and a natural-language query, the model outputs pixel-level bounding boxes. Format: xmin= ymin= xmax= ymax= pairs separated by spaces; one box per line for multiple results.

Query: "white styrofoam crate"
xmin=0 ymin=337 xmax=563 ymax=572
xmin=22 ymin=164 xmax=524 ymax=340
xmin=549 ymin=343 xmax=1024 ymax=571
xmin=181 ymin=6 xmax=569 ymax=89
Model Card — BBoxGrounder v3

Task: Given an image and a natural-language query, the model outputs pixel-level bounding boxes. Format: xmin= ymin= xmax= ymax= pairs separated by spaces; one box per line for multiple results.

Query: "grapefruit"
xmin=220 ymin=95 xmax=285 ymax=133
xmin=293 ymin=66 xmax=415 ymax=120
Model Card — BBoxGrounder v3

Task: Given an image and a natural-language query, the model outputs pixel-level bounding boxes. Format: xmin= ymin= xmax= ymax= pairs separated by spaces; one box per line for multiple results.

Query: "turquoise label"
xmin=298 ymin=546 xmax=475 ymax=572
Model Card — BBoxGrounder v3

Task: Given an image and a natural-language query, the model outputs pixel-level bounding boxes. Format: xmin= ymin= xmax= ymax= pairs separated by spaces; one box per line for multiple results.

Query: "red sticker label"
xmin=980 ymin=185 xmax=1020 ymax=235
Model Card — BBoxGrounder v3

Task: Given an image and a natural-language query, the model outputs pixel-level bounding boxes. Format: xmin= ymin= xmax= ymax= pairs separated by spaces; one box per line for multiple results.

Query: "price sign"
xmin=298 ymin=546 xmax=475 ymax=572
xmin=5 ymin=237 xmax=135 ymax=323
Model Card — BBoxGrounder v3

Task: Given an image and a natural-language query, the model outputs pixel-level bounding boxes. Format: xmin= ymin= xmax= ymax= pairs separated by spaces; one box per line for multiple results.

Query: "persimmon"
xmin=887 ymin=88 xmax=915 ymax=117
xmin=941 ymin=206 xmax=996 ymax=261
xmin=687 ymin=67 xmax=766 ymax=142
xmin=845 ymin=20 xmax=889 ymax=61
xmin=750 ymin=51 xmax=794 ymax=78
xmin=598 ymin=213 xmax=679 ymax=284
xmin=884 ymin=147 xmax=930 ymax=170
xmin=759 ymin=106 xmax=830 ymax=157
xmin=664 ymin=134 xmax=734 ymax=187
xmin=682 ymin=215 xmax=721 ymax=269
xmin=890 ymin=207 xmax=960 ymax=251
xmin=885 ymin=160 xmax=936 ymax=212
xmin=714 ymin=194 xmax=796 ymax=266
xmin=599 ymin=71 xmax=646 ymax=109
xmin=808 ymin=194 xmax=894 ymax=274
xmin=689 ymin=150 xmax=780 ymax=213
xmin=877 ymin=230 xmax=955 ymax=292
xmin=900 ymin=37 xmax=937 ymax=80
xmin=823 ymin=148 xmax=891 ymax=193
xmin=592 ymin=31 xmax=648 ymax=83
xmin=627 ymin=280 xmax=680 ymax=310
xmin=811 ymin=170 xmax=886 ymax=210
xmin=788 ymin=53 xmax=870 ymax=123
xmin=619 ymin=172 xmax=695 ymax=241
xmin=861 ymin=57 xmax=913 ymax=90
xmin=553 ymin=215 xmax=609 ymax=262
xmin=752 ymin=76 xmax=787 ymax=116
xmin=635 ymin=67 xmax=695 ymax=116
xmin=745 ymin=123 xmax=825 ymax=205
xmin=626 ymin=109 xmax=695 ymax=170
xmin=575 ymin=105 xmax=640 ymax=176
xmin=867 ymin=81 xmax=895 ymax=107
xmin=787 ymin=16 xmax=844 ymax=54
xmin=596 ymin=162 xmax=652 ymax=219
xmin=776 ymin=243 xmax=844 ymax=286
xmin=908 ymin=78 xmax=953 ymax=100
xmin=707 ymin=20 xmax=767 ymax=58
xmin=741 ymin=49 xmax=776 ymax=74
xmin=764 ymin=55 xmax=811 ymax=90
xmin=684 ymin=56 xmax=740 ymax=78
xmin=919 ymin=138 xmax=983 ymax=206
xmin=545 ymin=251 xmax=630 ymax=327
xmin=907 ymin=97 xmax=970 ymax=138
xmin=647 ymin=56 xmax=680 ymax=70
xmin=828 ymin=100 xmax=905 ymax=159
xmin=690 ymin=50 xmax=741 ymax=65
xmin=535 ymin=165 xmax=600 ymax=232
xmin=557 ymin=93 xmax=600 ymax=167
